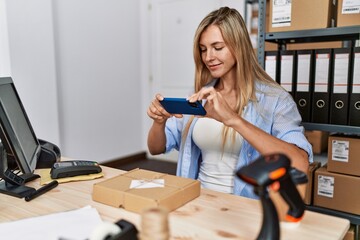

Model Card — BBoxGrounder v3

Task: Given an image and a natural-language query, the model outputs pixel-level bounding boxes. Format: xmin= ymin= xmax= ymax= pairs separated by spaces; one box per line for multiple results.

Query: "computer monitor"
xmin=0 ymin=77 xmax=41 ymax=197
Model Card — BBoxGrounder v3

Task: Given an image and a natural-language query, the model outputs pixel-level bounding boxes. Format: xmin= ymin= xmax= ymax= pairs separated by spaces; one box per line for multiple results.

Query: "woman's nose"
xmin=205 ymin=50 xmax=215 ymax=61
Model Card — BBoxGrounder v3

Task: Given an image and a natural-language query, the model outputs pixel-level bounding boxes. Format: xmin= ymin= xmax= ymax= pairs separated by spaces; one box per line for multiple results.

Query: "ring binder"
xmin=295 ymin=50 xmax=314 ymax=122
xmin=311 ymin=49 xmax=333 ymax=124
xmin=349 ymin=47 xmax=360 ymax=126
xmin=329 ymin=48 xmax=351 ymax=125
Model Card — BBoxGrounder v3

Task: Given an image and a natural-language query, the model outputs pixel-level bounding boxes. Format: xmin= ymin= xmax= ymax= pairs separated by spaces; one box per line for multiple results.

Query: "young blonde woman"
xmin=147 ymin=7 xmax=312 ymax=198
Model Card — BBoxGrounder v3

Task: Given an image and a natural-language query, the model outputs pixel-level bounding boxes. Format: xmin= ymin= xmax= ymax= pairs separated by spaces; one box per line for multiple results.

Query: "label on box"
xmin=130 ymin=179 xmax=165 ymax=189
xmin=342 ymin=0 xmax=360 ymax=14
xmin=272 ymin=0 xmax=291 ymax=27
xmin=317 ymin=175 xmax=334 ymax=198
xmin=332 ymin=140 xmax=349 ymax=162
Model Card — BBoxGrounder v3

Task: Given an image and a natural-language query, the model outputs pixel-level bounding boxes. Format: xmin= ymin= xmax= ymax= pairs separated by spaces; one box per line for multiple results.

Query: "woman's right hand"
xmin=147 ymin=94 xmax=172 ymax=124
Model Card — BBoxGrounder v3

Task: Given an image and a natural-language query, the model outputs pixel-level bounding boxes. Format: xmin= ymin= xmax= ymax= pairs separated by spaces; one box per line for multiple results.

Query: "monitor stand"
xmin=0 ymin=181 xmax=35 ymax=198
xmin=0 ymin=170 xmax=38 ymax=198
xmin=0 ymin=145 xmax=37 ymax=198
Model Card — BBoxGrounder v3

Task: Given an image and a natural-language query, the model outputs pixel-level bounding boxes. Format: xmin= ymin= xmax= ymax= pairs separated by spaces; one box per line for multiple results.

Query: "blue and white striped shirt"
xmin=163 ymin=80 xmax=313 ymax=199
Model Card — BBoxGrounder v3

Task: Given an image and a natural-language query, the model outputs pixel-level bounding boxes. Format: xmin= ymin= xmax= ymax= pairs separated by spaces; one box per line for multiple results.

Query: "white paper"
xmin=0 ymin=205 xmax=103 ymax=240
xmin=296 ymin=54 xmax=311 ymax=92
xmin=332 ymin=140 xmax=349 ymax=162
xmin=314 ymin=54 xmax=330 ymax=93
xmin=353 ymin=53 xmax=360 ymax=94
xmin=280 ymin=55 xmax=294 ymax=92
xmin=342 ymin=0 xmax=360 ymax=14
xmin=333 ymin=53 xmax=349 ymax=94
xmin=265 ymin=55 xmax=277 ymax=81
xmin=130 ymin=179 xmax=165 ymax=189
xmin=272 ymin=0 xmax=292 ymax=27
xmin=317 ymin=175 xmax=334 ymax=198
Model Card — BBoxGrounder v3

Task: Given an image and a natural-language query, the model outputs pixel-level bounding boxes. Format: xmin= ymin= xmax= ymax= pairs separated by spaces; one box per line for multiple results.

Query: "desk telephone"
xmin=50 ymin=160 xmax=102 ymax=179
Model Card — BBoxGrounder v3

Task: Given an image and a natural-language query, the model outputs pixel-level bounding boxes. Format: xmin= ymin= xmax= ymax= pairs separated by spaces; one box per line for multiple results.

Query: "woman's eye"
xmin=200 ymin=48 xmax=207 ymax=53
xmin=215 ymin=47 xmax=223 ymax=51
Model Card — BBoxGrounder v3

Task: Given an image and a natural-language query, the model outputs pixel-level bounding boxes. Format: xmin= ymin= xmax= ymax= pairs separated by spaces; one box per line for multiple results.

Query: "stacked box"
xmin=337 ymin=0 xmax=360 ymax=27
xmin=268 ymin=0 xmax=336 ymax=32
xmin=313 ymin=166 xmax=360 ymax=215
xmin=313 ymin=135 xmax=360 ymax=215
xmin=327 ymin=135 xmax=360 ymax=177
xmin=304 ymin=162 xmax=321 ymax=205
xmin=304 ymin=130 xmax=329 ymax=154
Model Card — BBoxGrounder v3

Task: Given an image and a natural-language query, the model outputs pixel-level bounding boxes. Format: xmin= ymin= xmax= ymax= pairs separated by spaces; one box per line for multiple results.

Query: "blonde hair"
xmin=183 ymin=7 xmax=278 ymax=148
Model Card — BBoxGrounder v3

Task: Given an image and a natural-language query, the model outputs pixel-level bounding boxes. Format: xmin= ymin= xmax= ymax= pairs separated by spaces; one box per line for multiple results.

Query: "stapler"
xmin=236 ymin=153 xmax=308 ymax=240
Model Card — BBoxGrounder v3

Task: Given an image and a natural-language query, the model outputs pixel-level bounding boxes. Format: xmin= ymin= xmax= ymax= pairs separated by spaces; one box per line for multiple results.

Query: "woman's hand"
xmin=147 ymin=94 xmax=182 ymax=124
xmin=188 ymin=87 xmax=237 ymax=125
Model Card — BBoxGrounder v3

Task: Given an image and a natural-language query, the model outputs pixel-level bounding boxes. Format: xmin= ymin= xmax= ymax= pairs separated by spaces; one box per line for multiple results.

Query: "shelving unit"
xmin=302 ymin=123 xmax=360 ymax=134
xmin=256 ymin=1 xmax=360 ymax=239
xmin=265 ymin=26 xmax=360 ymax=45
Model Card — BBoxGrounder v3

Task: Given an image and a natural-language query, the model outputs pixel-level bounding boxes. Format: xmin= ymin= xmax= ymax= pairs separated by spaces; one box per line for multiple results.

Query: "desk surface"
xmin=0 ymin=166 xmax=349 ymax=240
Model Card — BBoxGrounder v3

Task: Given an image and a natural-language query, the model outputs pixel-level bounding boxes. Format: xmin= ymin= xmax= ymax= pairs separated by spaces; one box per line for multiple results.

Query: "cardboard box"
xmin=92 ymin=169 xmax=200 ymax=213
xmin=304 ymin=161 xmax=321 ymax=205
xmin=304 ymin=130 xmax=329 ymax=154
xmin=337 ymin=0 xmax=360 ymax=27
xmin=286 ymin=42 xmax=343 ymax=50
xmin=314 ymin=166 xmax=360 ymax=215
xmin=328 ymin=135 xmax=360 ymax=177
xmin=268 ymin=0 xmax=335 ymax=32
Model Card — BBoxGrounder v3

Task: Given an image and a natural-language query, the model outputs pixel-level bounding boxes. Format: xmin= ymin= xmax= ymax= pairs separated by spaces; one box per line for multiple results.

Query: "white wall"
xmin=5 ymin=0 xmax=60 ymax=146
xmin=52 ymin=0 xmax=142 ymax=161
xmin=5 ymin=0 xmax=143 ymax=163
xmin=0 ymin=0 xmax=11 ymax=77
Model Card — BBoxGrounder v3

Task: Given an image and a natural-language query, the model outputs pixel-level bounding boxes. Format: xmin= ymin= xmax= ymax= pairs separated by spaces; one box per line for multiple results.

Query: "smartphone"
xmin=50 ymin=160 xmax=102 ymax=179
xmin=160 ymin=98 xmax=206 ymax=115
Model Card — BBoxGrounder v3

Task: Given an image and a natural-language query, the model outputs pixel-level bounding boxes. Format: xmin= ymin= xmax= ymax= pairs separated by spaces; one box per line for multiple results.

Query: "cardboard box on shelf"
xmin=304 ymin=161 xmax=321 ymax=205
xmin=328 ymin=134 xmax=360 ymax=177
xmin=286 ymin=41 xmax=343 ymax=50
xmin=268 ymin=0 xmax=335 ymax=32
xmin=92 ymin=169 xmax=200 ymax=213
xmin=304 ymin=130 xmax=329 ymax=154
xmin=337 ymin=0 xmax=360 ymax=27
xmin=313 ymin=166 xmax=360 ymax=215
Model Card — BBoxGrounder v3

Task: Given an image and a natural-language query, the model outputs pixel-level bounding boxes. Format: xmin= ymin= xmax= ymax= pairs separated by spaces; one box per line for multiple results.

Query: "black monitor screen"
xmin=0 ymin=77 xmax=40 ymax=173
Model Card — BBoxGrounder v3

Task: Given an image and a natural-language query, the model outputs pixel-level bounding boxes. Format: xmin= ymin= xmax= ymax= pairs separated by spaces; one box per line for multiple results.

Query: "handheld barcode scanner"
xmin=236 ymin=153 xmax=307 ymax=240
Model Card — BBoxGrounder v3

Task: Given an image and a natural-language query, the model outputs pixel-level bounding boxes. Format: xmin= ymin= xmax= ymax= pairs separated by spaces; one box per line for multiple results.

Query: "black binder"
xmin=294 ymin=50 xmax=314 ymax=122
xmin=311 ymin=49 xmax=333 ymax=124
xmin=279 ymin=50 xmax=296 ymax=98
xmin=349 ymin=47 xmax=360 ymax=126
xmin=329 ymin=48 xmax=351 ymax=125
xmin=265 ymin=51 xmax=279 ymax=83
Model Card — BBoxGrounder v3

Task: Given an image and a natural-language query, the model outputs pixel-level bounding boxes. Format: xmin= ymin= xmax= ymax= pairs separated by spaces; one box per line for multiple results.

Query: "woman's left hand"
xmin=187 ymin=87 xmax=237 ymax=125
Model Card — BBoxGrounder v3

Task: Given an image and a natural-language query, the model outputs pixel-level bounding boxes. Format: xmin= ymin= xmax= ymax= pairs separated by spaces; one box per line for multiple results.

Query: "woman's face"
xmin=199 ymin=25 xmax=236 ymax=79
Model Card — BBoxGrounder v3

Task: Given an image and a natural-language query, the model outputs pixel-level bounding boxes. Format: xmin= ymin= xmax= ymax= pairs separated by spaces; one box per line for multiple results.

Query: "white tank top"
xmin=193 ymin=118 xmax=243 ymax=194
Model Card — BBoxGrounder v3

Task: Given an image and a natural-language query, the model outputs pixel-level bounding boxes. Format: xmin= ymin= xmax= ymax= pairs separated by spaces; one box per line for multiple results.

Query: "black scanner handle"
xmin=236 ymin=153 xmax=308 ymax=240
xmin=278 ymin=173 xmax=305 ymax=221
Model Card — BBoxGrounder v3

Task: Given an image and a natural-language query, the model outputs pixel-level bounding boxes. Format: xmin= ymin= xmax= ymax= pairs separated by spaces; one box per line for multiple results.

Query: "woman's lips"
xmin=208 ymin=63 xmax=221 ymax=70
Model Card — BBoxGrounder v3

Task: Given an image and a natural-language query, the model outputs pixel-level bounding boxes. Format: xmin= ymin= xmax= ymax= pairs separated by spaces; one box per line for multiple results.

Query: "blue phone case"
xmin=160 ymin=98 xmax=206 ymax=115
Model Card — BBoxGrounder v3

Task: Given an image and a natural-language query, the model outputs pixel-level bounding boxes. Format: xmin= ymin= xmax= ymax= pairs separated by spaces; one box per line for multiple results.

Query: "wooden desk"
xmin=0 ymin=166 xmax=349 ymax=240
